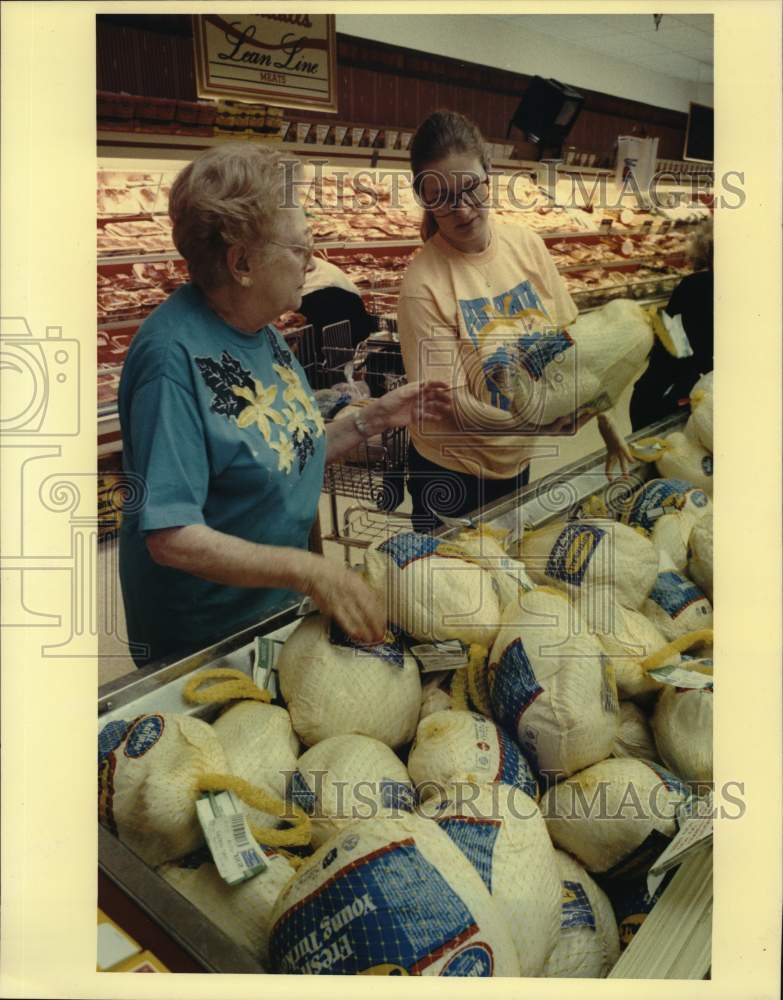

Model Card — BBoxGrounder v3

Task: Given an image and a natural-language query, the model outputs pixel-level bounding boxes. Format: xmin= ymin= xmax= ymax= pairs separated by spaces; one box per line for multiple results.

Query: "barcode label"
xmin=231 ymin=812 xmax=251 ymax=850
xmin=196 ymin=792 xmax=268 ymax=885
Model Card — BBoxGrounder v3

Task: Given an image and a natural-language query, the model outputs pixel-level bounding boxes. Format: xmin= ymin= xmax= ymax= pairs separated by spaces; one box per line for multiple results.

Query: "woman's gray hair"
xmin=169 ymin=143 xmax=295 ymax=290
xmin=688 ymin=218 xmax=713 ymax=270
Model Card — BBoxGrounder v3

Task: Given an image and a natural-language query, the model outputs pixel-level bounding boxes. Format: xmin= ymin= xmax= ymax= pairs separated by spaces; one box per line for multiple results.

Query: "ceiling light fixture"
xmin=654 ymin=13 xmax=663 ymax=30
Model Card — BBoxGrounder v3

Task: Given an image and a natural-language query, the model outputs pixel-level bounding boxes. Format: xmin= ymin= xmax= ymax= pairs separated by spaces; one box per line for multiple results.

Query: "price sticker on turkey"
xmin=197 ymin=790 xmax=268 ymax=885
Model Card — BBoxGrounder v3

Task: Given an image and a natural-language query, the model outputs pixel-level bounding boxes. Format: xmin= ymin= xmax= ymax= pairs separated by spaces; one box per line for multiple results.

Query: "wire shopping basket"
xmin=321 ymin=373 xmax=412 ymax=561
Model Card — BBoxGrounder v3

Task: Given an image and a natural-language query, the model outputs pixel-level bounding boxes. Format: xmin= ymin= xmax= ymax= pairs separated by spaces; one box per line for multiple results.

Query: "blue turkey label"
xmin=123 ymin=714 xmax=164 ymax=758
xmin=514 ymin=329 xmax=574 ymax=380
xmin=380 ymin=780 xmax=415 ymax=812
xmin=379 ymin=532 xmax=441 ymax=569
xmin=625 ymin=479 xmax=697 ymax=533
xmin=290 ymin=771 xmax=317 ymax=815
xmin=546 ymin=523 xmax=606 ymax=587
xmin=98 ymin=718 xmax=133 ymax=766
xmin=489 ymin=638 xmax=543 ymax=735
xmin=495 ymin=724 xmax=538 ymax=799
xmin=329 ymin=619 xmax=405 ymax=671
xmin=435 ymin=817 xmax=501 ymax=893
xmin=176 ymin=845 xmax=214 ymax=870
xmin=561 ymin=880 xmax=596 ymax=930
xmin=612 ymin=868 xmax=676 ymax=949
xmin=440 ymin=942 xmax=494 ymax=976
xmin=643 ymin=760 xmax=691 ymax=799
xmin=270 ymin=838 xmax=486 ymax=975
xmin=648 ymin=571 xmax=707 ymax=620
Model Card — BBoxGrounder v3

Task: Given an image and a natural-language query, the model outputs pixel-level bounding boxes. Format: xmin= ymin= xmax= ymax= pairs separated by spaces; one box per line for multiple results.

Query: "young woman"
xmin=397 ymin=110 xmax=630 ymax=531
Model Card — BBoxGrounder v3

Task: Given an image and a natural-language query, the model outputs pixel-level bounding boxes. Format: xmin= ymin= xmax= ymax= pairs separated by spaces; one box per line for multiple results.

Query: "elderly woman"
xmin=118 ymin=144 xmax=448 ymax=666
xmin=398 ymin=110 xmax=631 ymax=532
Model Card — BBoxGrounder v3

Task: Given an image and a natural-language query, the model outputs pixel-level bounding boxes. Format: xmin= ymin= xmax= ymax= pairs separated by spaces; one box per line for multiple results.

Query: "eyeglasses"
xmin=418 ymin=174 xmax=490 ymax=216
xmin=268 ymin=236 xmax=315 ymax=262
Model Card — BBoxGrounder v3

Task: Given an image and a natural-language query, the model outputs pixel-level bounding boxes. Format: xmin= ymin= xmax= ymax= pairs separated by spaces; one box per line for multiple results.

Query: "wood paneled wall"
xmin=96 ymin=15 xmax=689 ymax=160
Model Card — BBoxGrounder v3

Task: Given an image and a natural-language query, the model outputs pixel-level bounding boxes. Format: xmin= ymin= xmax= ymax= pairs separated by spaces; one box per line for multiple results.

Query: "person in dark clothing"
xmin=407 ymin=445 xmax=530 ymax=533
xmin=630 ymin=220 xmax=713 ymax=431
xmin=298 ymin=257 xmax=375 ymax=354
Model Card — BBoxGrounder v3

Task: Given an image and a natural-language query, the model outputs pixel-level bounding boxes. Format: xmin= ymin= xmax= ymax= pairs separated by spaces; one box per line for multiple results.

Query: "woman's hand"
xmin=361 ymin=380 xmax=452 ymax=435
xmin=596 ymin=412 xmax=633 ymax=479
xmin=300 ymin=555 xmax=387 ymax=645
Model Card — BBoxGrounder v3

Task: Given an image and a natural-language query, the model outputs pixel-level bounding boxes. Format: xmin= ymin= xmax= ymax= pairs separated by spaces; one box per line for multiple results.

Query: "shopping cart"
xmin=321 ymin=372 xmax=412 ymax=563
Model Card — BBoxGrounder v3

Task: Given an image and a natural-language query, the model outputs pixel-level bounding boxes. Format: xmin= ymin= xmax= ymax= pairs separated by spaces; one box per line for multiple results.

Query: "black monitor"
xmin=509 ymin=76 xmax=584 ymax=147
xmin=684 ymin=102 xmax=713 ymax=163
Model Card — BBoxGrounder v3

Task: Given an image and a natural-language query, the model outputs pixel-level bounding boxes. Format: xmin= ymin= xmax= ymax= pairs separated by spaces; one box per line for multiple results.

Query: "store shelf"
xmin=98 ymin=131 xmax=616 ymax=177
xmin=98 ymin=250 xmax=180 ymax=266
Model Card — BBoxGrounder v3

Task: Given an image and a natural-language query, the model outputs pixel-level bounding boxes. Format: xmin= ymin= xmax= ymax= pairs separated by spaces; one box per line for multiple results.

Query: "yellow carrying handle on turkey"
xmin=185 ymin=670 xmax=310 ymax=863
xmin=629 ymin=436 xmax=669 ymax=463
xmin=446 ymin=645 xmax=491 ymax=717
xmin=196 ymin=772 xmax=312 ymax=855
xmin=183 ymin=668 xmax=272 ymax=706
xmin=690 ymin=388 xmax=707 ymax=407
xmin=639 ymin=628 xmax=714 ymax=673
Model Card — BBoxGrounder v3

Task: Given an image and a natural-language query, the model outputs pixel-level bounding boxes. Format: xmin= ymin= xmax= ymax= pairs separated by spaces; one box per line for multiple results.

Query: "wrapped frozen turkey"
xmin=268 ymin=813 xmax=521 ymax=975
xmin=651 ymin=671 xmax=713 ymax=787
xmin=541 ymin=757 xmax=690 ymax=879
xmin=364 ymin=532 xmax=501 ymax=647
xmin=290 ymin=734 xmax=415 ymax=847
xmin=687 ymin=370 xmax=713 ymax=452
xmin=212 ymin=701 xmax=299 ymax=831
xmin=159 ymin=845 xmax=295 ymax=968
xmin=611 ymin=701 xmax=659 ymax=762
xmin=518 ymin=519 xmax=658 ymax=611
xmin=276 ymin=615 xmax=421 ymax=749
xmin=620 ymin=478 xmax=712 ymax=572
xmin=419 ymin=671 xmax=460 ymax=720
xmin=642 ymin=570 xmax=713 ymax=642
xmin=488 ymin=588 xmax=620 ymax=780
xmin=688 ymin=514 xmax=713 ymax=602
xmin=408 ymin=710 xmax=538 ymax=802
xmin=578 ymin=591 xmax=678 ymax=702
xmin=447 ymin=525 xmax=536 ymax=615
xmin=504 ymin=298 xmax=653 ymax=424
xmin=98 ymin=713 xmax=229 ymax=867
xmin=633 ymin=433 xmax=713 ymax=496
xmin=543 ymin=850 xmax=620 ymax=978
xmin=420 ymin=782 xmax=562 ymax=977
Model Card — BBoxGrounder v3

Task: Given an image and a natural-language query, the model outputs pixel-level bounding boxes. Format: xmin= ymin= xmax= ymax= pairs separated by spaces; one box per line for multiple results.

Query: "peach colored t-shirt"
xmin=397 ymin=220 xmax=579 ymax=479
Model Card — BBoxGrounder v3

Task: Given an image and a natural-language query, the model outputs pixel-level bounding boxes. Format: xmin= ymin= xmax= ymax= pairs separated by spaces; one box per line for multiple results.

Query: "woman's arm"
xmin=397 ymin=293 xmax=582 ymax=438
xmin=324 ymin=379 xmax=451 ymax=464
xmin=596 ymin=410 xmax=633 ymax=478
xmin=146 ymin=524 xmax=386 ymax=643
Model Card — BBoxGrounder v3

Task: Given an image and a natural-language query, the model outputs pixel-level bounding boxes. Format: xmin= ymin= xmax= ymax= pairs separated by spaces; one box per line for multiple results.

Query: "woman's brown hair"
xmin=409 ymin=110 xmax=491 ymax=241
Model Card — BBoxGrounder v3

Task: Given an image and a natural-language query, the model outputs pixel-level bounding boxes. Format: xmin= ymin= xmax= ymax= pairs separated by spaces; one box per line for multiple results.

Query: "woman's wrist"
xmin=283 ymin=547 xmax=320 ymax=595
xmin=356 ymin=402 xmax=385 ymax=438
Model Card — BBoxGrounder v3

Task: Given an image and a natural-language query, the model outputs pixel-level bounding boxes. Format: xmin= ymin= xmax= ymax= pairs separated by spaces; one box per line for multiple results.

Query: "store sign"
xmin=192 ymin=14 xmax=337 ymax=111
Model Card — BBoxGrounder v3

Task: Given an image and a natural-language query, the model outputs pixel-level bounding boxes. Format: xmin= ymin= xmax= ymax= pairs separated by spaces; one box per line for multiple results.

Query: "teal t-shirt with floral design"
xmin=118 ymin=283 xmax=326 ymax=665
